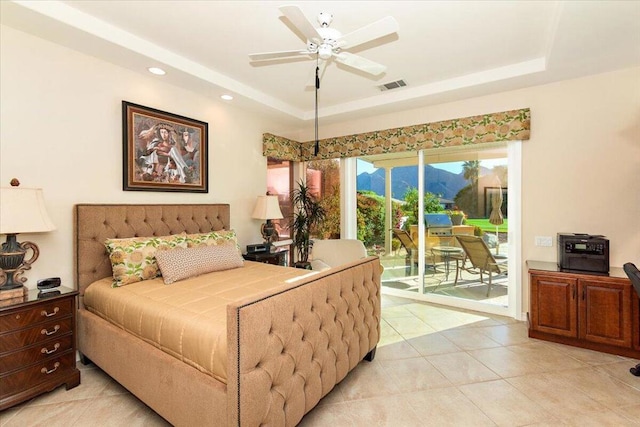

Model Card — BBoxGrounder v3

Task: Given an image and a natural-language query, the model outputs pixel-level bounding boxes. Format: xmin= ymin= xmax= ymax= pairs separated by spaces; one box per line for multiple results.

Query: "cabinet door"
xmin=530 ymin=274 xmax=578 ymax=337
xmin=579 ymin=279 xmax=632 ymax=348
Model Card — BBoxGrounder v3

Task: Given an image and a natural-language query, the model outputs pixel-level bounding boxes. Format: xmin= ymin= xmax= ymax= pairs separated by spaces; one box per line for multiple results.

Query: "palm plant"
xmin=292 ymin=180 xmax=326 ymax=266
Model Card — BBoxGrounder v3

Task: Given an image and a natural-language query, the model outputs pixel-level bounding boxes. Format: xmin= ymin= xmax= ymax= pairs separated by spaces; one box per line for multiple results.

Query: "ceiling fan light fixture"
xmin=249 ymin=5 xmax=398 ymax=79
xmin=318 ymin=44 xmax=333 ymax=60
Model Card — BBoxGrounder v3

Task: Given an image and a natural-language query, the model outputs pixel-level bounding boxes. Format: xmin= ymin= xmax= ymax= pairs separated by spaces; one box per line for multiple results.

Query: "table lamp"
xmin=251 ymin=195 xmax=283 ymax=246
xmin=0 ymin=179 xmax=56 ymax=290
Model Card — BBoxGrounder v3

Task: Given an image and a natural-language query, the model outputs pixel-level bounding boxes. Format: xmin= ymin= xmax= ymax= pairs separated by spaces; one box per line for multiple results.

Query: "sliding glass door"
xmin=356 ymin=143 xmax=515 ymax=316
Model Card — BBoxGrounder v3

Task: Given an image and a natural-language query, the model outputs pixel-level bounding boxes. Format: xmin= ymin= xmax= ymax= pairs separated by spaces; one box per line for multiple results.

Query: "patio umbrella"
xmin=489 ymin=178 xmax=504 ymax=255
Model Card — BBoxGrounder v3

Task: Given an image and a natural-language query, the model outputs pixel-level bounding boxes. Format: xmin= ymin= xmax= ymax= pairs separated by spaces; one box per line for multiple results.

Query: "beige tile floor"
xmin=2 ymin=295 xmax=639 ymax=426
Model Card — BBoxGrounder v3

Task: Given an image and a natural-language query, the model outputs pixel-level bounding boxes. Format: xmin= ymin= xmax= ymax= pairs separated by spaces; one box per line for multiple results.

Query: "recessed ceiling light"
xmin=220 ymin=94 xmax=233 ymax=101
xmin=148 ymin=67 xmax=166 ymax=76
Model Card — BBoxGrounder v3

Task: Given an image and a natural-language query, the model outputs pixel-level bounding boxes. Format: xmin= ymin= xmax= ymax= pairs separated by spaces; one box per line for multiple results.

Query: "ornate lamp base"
xmin=260 ymin=219 xmax=279 ymax=246
xmin=0 ymin=234 xmax=40 ymax=290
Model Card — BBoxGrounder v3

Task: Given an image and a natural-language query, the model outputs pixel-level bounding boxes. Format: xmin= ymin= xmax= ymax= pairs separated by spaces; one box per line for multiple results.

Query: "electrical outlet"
xmin=535 ymin=236 xmax=553 ymax=247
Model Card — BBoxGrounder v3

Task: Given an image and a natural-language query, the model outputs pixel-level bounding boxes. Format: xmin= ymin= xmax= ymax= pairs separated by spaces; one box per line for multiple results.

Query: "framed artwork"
xmin=122 ymin=101 xmax=208 ymax=192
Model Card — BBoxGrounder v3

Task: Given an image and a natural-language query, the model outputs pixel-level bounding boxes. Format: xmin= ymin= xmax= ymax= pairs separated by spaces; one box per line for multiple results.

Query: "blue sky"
xmin=356 ymin=158 xmax=507 ymax=175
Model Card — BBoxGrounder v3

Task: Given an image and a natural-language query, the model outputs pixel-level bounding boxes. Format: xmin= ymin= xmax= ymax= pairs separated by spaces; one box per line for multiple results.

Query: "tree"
xmin=317 ymin=185 xmax=340 ymax=238
xmin=356 ymin=191 xmax=385 ymax=247
xmin=400 ymin=187 xmax=443 ymax=230
xmin=459 ymin=160 xmax=480 ymax=217
xmin=292 ymin=180 xmax=326 ymax=265
xmin=307 ymin=159 xmax=340 ymax=238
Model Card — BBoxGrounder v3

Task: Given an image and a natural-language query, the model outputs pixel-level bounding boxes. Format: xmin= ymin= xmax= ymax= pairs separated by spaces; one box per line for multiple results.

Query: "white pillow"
xmin=155 ymin=243 xmax=244 ymax=284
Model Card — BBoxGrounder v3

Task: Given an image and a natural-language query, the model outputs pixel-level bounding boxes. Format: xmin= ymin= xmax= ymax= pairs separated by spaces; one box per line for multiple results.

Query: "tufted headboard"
xmin=74 ymin=204 xmax=230 ymax=296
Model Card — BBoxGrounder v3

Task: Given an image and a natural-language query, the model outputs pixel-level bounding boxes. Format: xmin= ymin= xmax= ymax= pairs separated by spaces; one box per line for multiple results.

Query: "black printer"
xmin=557 ymin=233 xmax=609 ymax=274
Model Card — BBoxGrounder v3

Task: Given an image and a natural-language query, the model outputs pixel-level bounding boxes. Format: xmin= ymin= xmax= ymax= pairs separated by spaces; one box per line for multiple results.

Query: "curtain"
xmin=263 ymin=108 xmax=530 ymax=161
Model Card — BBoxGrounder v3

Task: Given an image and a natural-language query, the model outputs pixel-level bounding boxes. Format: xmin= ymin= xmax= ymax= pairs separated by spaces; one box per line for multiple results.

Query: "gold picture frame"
xmin=122 ymin=101 xmax=208 ymax=193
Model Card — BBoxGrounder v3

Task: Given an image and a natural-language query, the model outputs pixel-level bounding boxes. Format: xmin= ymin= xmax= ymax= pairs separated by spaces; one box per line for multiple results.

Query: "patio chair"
xmin=392 ymin=228 xmax=446 ymax=277
xmin=454 ymin=235 xmax=508 ymax=296
xmin=392 ymin=229 xmax=418 ymax=275
xmin=623 ymin=262 xmax=640 ymax=377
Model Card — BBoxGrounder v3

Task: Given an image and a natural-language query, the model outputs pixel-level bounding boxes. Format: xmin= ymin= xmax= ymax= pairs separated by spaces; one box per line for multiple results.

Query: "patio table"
xmin=432 ymin=245 xmax=464 ymax=281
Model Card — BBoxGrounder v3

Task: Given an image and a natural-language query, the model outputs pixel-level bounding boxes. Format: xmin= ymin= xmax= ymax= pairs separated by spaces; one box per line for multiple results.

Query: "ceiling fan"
xmin=249 ymin=5 xmax=399 ymax=77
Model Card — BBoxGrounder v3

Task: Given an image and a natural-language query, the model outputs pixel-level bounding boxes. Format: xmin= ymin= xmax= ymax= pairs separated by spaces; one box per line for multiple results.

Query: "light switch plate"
xmin=535 ymin=236 xmax=553 ymax=247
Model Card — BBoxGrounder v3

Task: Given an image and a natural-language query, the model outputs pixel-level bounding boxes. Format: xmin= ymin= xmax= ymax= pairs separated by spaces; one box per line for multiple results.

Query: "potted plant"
xmin=291 ymin=180 xmax=326 ymax=269
xmin=447 ymin=209 xmax=466 ymax=226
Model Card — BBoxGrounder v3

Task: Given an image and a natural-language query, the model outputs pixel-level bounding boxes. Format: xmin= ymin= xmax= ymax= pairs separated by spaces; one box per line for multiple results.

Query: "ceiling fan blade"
xmin=334 ymin=52 xmax=387 ymax=76
xmin=279 ymin=5 xmax=322 ymax=44
xmin=249 ymin=49 xmax=310 ymax=61
xmin=337 ymin=16 xmax=399 ymax=50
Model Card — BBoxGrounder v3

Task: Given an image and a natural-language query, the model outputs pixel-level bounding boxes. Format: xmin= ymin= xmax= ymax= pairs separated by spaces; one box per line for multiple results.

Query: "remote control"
xmin=37 ymin=277 xmax=61 ymax=290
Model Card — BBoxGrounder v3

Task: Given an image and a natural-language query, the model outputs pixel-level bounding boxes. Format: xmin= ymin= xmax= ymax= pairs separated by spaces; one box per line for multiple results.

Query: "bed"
xmin=74 ymin=204 xmax=381 ymax=426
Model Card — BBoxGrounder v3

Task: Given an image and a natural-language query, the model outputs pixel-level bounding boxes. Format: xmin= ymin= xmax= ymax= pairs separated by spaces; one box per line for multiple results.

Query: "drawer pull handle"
xmin=41 ymin=325 xmax=60 ymax=336
xmin=41 ymin=343 xmax=61 ymax=355
xmin=41 ymin=362 xmax=60 ymax=375
xmin=41 ymin=307 xmax=60 ymax=317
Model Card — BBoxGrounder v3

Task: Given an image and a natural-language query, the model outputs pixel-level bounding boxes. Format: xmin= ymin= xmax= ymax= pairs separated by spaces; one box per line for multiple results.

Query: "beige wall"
xmin=2 ymin=24 xmax=639 ymax=315
xmin=0 ymin=26 xmax=291 ymax=289
xmin=305 ymin=67 xmax=640 ymax=309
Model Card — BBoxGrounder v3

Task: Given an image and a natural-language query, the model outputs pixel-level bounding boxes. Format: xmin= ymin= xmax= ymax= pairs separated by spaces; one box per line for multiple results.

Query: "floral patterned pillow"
xmin=185 ymin=229 xmax=238 ymax=248
xmin=105 ymin=234 xmax=188 ymax=287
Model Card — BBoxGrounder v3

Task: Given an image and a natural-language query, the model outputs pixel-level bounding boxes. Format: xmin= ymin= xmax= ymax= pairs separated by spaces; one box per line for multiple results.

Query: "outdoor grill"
xmin=424 ymin=213 xmax=453 ymax=237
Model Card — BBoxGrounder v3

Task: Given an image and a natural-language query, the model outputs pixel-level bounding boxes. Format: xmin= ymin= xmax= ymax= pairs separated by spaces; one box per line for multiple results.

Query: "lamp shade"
xmin=0 ymin=187 xmax=56 ymax=234
xmin=252 ymin=195 xmax=283 ymax=220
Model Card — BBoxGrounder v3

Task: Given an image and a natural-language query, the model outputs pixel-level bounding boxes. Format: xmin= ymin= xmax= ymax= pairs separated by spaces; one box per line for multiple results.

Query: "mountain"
xmin=357 ymin=165 xmax=470 ymax=200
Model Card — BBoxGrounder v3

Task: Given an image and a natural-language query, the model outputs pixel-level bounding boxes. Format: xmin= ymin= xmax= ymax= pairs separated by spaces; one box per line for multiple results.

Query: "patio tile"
xmin=506 ymin=371 xmax=609 ymax=419
xmin=403 ymin=332 xmax=462 ymax=356
xmin=426 ymin=351 xmax=500 ymax=385
xmin=468 ymin=346 xmax=546 ymax=378
xmin=379 ymin=357 xmax=452 ymax=392
xmin=474 ymin=322 xmax=530 ymax=346
xmin=552 ymin=367 xmax=640 ymax=408
xmin=459 ymin=379 xmax=553 ymax=426
xmin=439 ymin=328 xmax=502 ymax=350
xmin=404 ymin=387 xmax=496 ymax=426
xmin=504 ymin=341 xmax=589 ymax=373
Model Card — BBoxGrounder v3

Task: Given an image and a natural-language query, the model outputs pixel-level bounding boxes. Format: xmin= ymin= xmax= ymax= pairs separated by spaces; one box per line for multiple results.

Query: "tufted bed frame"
xmin=74 ymin=204 xmax=381 ymax=426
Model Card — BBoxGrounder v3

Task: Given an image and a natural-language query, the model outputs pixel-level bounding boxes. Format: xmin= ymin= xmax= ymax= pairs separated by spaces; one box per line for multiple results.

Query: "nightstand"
xmin=0 ymin=286 xmax=81 ymax=410
xmin=243 ymin=249 xmax=289 ymax=266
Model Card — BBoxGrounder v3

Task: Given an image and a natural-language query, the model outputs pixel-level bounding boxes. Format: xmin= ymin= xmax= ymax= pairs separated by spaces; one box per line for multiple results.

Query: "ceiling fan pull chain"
xmin=314 ymin=56 xmax=319 ymax=156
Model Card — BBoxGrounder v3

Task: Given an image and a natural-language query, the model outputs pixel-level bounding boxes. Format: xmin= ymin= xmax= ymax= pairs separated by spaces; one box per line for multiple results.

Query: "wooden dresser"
xmin=0 ymin=286 xmax=81 ymax=410
xmin=528 ymin=261 xmax=640 ymax=358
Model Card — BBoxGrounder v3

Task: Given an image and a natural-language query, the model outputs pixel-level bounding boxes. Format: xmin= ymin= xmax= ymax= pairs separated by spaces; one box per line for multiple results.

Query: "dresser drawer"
xmin=0 ymin=318 xmax=73 ymax=353
xmin=0 ymin=298 xmax=73 ymax=330
xmin=0 ymin=351 xmax=75 ymax=398
xmin=0 ymin=286 xmax=79 ymax=411
xmin=0 ymin=335 xmax=74 ymax=373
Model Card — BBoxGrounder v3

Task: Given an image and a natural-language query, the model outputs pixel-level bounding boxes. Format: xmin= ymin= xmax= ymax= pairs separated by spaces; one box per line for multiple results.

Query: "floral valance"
xmin=263 ymin=108 xmax=530 ymax=161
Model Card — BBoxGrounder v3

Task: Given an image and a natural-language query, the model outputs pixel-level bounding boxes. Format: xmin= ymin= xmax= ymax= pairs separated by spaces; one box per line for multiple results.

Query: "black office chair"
xmin=623 ymin=262 xmax=640 ymax=377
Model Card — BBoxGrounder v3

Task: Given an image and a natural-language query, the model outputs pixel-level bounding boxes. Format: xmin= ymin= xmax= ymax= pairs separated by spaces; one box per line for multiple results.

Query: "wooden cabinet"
xmin=0 ymin=287 xmax=81 ymax=410
xmin=530 ymin=274 xmax=578 ymax=338
xmin=579 ymin=278 xmax=632 ymax=348
xmin=528 ymin=262 xmax=639 ymax=358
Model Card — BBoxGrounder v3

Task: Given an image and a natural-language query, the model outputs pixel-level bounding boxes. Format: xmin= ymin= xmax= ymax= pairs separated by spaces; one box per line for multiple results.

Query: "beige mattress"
xmin=83 ymin=261 xmax=312 ymax=383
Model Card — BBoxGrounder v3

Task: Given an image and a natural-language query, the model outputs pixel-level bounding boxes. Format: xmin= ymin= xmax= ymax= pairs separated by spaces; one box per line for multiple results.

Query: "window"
xmin=306 ymin=159 xmax=341 ymax=239
xmin=356 ymin=142 xmax=516 ymax=316
xmin=266 ymin=157 xmax=293 ymax=240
